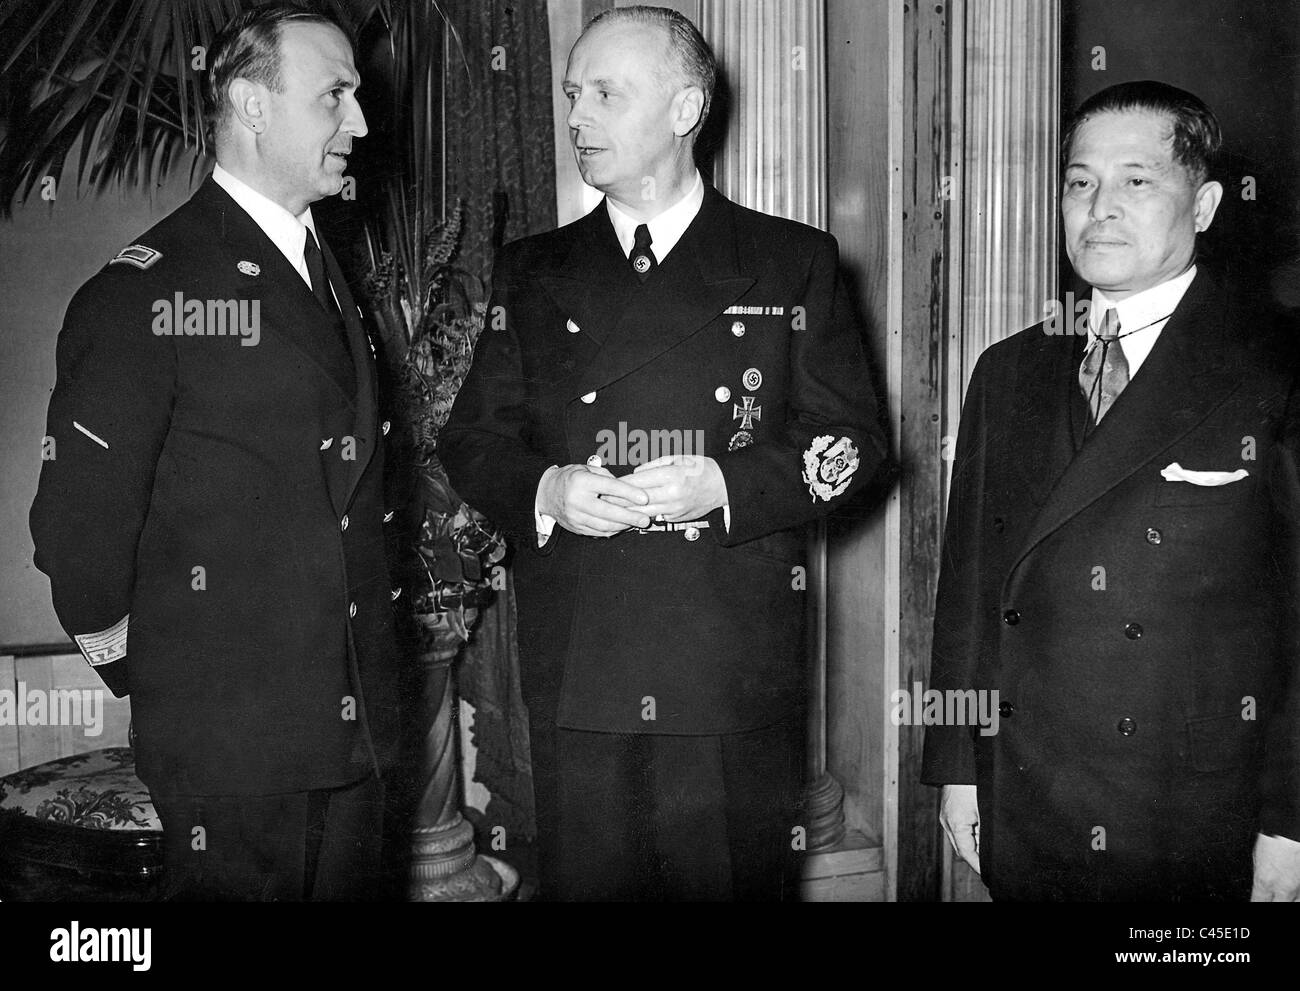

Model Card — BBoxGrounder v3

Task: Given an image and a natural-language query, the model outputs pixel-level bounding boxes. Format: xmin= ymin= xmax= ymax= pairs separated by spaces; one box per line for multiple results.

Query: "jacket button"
xmin=684 ymin=526 xmax=700 ymax=542
xmin=383 ymin=510 xmax=395 ymax=523
xmin=731 ymin=321 xmax=746 ymax=338
xmin=1117 ymin=717 xmax=1137 ymax=736
xmin=581 ymin=391 xmax=597 ymax=404
xmin=1003 ymin=609 xmax=1020 ymax=626
xmin=566 ymin=318 xmax=581 ymax=334
xmin=1145 ymin=527 xmax=1162 ymax=545
xmin=348 ymin=602 xmax=357 ymax=618
xmin=715 ymin=386 xmax=731 ymax=403
xmin=1124 ymin=622 xmax=1143 ymax=640
xmin=341 ymin=515 xmax=349 ymax=531
xmin=998 ymin=701 xmax=1015 ymax=718
xmin=390 ymin=587 xmax=402 ymax=601
xmin=993 ymin=517 xmax=1005 ymax=533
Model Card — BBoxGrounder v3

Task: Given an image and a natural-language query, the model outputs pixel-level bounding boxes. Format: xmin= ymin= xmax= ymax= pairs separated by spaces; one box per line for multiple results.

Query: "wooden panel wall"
xmin=0 ymin=653 xmax=131 ymax=775
xmin=894 ymin=0 xmax=954 ymax=903
xmin=958 ymin=0 xmax=1059 ymax=386
xmin=703 ymin=0 xmax=826 ymax=224
xmin=825 ymin=0 xmax=898 ymax=873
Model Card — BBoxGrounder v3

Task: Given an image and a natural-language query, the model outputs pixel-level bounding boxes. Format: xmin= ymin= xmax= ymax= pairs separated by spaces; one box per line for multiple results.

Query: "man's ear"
xmin=671 ymin=86 xmax=705 ymax=137
xmin=1193 ymin=179 xmax=1223 ymax=234
xmin=228 ymin=78 xmax=268 ymax=134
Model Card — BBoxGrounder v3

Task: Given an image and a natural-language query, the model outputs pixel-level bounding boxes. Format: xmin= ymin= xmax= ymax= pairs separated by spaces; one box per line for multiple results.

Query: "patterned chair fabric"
xmin=0 ymin=748 xmax=159 ymax=831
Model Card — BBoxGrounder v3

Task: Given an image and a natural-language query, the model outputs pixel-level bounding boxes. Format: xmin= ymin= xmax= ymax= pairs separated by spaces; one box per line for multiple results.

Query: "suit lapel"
xmin=197 ymin=179 xmax=357 ymax=401
xmin=1012 ymin=326 xmax=1087 ymax=507
xmin=1007 ymin=272 xmax=1240 ymax=584
xmin=545 ymin=187 xmax=757 ymax=400
xmin=539 ymin=206 xmax=637 ymax=348
xmin=321 ymin=236 xmax=379 ymax=511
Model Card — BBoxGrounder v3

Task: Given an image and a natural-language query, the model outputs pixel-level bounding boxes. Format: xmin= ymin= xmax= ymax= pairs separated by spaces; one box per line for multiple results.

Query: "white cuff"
xmin=536 ymin=465 xmax=560 ymax=547
xmin=722 ymin=505 xmax=731 ymax=532
xmin=74 ymin=614 xmax=129 ymax=668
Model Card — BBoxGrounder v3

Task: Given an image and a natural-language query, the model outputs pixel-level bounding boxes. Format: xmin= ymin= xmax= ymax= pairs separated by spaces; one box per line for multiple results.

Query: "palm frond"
xmin=0 ymin=0 xmax=388 ymax=214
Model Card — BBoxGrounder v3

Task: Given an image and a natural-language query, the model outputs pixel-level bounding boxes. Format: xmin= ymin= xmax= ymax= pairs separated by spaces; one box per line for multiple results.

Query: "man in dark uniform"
xmin=29 ymin=4 xmax=399 ymax=900
xmin=440 ymin=5 xmax=885 ymax=900
xmin=922 ymin=81 xmax=1300 ymax=901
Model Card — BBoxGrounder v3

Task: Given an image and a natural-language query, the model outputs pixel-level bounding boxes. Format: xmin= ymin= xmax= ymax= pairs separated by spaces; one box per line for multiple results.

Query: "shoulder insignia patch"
xmin=109 ymin=244 xmax=162 ymax=270
xmin=803 ymin=435 xmax=860 ymax=503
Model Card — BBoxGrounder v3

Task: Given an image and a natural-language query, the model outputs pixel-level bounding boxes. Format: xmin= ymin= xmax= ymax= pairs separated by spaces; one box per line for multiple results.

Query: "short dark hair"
xmin=586 ymin=4 xmax=717 ymax=133
xmin=1062 ymin=80 xmax=1222 ymax=187
xmin=202 ymin=3 xmax=349 ymax=146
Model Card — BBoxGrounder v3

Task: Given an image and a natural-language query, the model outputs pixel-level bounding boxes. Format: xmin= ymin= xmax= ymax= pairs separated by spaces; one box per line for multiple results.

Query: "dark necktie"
xmin=1078 ymin=306 xmax=1129 ymax=429
xmin=303 ymin=226 xmax=341 ymax=318
xmin=630 ymin=223 xmax=657 ymax=281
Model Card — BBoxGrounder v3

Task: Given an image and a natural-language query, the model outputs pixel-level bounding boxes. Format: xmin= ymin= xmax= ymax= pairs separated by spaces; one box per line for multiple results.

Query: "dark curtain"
xmin=443 ymin=0 xmax=556 ymax=846
xmin=445 ymin=0 xmax=557 ymax=284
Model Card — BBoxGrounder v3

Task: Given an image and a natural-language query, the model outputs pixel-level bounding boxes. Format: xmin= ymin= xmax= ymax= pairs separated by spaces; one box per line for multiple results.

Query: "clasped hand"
xmin=540 ymin=455 xmax=728 ymax=538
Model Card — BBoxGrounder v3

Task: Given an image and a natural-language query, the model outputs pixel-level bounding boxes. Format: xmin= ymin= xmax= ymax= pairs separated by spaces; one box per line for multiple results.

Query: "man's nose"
xmin=566 ymin=95 xmax=590 ymax=132
xmin=1088 ymin=182 xmax=1120 ymax=222
xmin=345 ymin=96 xmax=368 ymax=138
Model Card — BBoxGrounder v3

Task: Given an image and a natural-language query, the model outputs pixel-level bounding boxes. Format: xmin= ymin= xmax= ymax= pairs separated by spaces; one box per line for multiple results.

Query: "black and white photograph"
xmin=0 ymin=0 xmax=1297 ymax=974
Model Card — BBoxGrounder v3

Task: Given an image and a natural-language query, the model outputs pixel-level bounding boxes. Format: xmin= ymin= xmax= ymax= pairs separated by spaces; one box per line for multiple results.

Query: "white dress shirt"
xmin=212 ymin=164 xmax=329 ymax=300
xmin=605 ymin=170 xmax=705 ymax=263
xmin=1086 ymin=265 xmax=1198 ymax=378
xmin=536 ymin=171 xmax=730 ymax=542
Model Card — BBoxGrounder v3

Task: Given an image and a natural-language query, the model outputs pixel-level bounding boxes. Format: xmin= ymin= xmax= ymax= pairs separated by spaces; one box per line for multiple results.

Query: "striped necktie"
xmin=1079 ymin=306 xmax=1129 ymax=429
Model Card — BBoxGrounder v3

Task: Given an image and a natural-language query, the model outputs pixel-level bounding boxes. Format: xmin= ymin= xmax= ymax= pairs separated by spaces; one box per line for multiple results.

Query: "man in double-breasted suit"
xmin=29 ymin=5 xmax=399 ymax=899
xmin=922 ymin=81 xmax=1300 ymax=901
xmin=440 ymin=6 xmax=885 ymax=900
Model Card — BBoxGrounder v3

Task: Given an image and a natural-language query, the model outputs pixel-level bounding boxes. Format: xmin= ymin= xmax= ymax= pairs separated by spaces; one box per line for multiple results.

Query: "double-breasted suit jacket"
xmin=30 ymin=177 xmax=400 ymax=796
xmin=440 ymin=185 xmax=887 ymax=736
xmin=921 ymin=271 xmax=1300 ymax=899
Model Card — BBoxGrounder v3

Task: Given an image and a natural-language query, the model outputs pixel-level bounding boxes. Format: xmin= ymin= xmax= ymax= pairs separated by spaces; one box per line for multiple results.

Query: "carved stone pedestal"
xmin=804 ymin=771 xmax=848 ymax=851
xmin=408 ymin=614 xmax=519 ymax=902
xmin=410 ymin=815 xmax=517 ymax=902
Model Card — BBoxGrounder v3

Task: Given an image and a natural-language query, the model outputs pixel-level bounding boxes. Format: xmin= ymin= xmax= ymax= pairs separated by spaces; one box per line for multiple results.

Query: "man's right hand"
xmin=939 ymin=783 xmax=981 ymax=875
xmin=538 ymin=464 xmax=652 ymax=537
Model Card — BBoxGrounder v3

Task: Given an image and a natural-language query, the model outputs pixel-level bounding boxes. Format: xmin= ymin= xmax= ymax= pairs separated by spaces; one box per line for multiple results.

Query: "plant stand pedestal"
xmin=408 ymin=618 xmax=518 ymax=902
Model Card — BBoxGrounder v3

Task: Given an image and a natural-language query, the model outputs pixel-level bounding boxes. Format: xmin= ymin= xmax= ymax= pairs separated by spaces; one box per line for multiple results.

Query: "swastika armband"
xmin=74 ymin=614 xmax=129 ymax=668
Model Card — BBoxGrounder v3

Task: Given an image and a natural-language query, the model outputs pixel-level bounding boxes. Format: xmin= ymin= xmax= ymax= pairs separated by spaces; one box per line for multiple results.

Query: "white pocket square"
xmin=1160 ymin=462 xmax=1249 ymax=486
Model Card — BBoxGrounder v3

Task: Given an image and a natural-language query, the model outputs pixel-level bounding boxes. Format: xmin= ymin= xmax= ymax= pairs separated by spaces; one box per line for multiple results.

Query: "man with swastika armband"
xmin=440 ymin=5 xmax=887 ymax=901
xmin=30 ymin=4 xmax=402 ymax=900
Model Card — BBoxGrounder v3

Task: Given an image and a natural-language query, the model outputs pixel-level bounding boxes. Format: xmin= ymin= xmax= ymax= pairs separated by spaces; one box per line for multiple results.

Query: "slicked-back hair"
xmin=1062 ymin=80 xmax=1223 ymax=187
xmin=203 ymin=2 xmax=350 ymax=147
xmin=586 ymin=4 xmax=717 ymax=134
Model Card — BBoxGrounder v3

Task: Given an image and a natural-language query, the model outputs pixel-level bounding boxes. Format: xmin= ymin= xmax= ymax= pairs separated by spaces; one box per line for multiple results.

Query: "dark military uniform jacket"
xmin=440 ymin=185 xmax=886 ymax=735
xmin=30 ymin=176 xmax=399 ymax=796
xmin=921 ymin=271 xmax=1300 ymax=899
